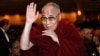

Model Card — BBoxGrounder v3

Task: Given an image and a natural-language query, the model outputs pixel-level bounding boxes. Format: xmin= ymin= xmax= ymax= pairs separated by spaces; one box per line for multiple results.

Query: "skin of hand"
xmin=26 ymin=2 xmax=39 ymax=24
xmin=42 ymin=30 xmax=59 ymax=45
xmin=20 ymin=2 xmax=39 ymax=50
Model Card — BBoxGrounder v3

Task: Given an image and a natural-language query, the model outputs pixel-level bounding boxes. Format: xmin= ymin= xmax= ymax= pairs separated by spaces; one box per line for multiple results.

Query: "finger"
xmin=42 ymin=30 xmax=49 ymax=32
xmin=42 ymin=31 xmax=52 ymax=36
xmin=36 ymin=11 xmax=39 ymax=18
xmin=42 ymin=32 xmax=53 ymax=39
xmin=33 ymin=3 xmax=37 ymax=14
xmin=42 ymin=31 xmax=48 ymax=33
xmin=43 ymin=30 xmax=52 ymax=35
xmin=26 ymin=5 xmax=30 ymax=15
xmin=30 ymin=2 xmax=34 ymax=8
xmin=42 ymin=33 xmax=49 ymax=36
xmin=42 ymin=30 xmax=46 ymax=33
xmin=29 ymin=3 xmax=33 ymax=11
xmin=42 ymin=30 xmax=49 ymax=34
xmin=27 ymin=2 xmax=34 ymax=11
xmin=27 ymin=2 xmax=34 ymax=13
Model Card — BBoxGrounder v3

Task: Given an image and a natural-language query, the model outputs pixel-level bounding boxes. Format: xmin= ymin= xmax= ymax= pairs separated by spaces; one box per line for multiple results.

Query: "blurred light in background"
xmin=77 ymin=10 xmax=82 ymax=16
xmin=0 ymin=14 xmax=25 ymax=25
xmin=4 ymin=14 xmax=10 ymax=19
xmin=61 ymin=12 xmax=77 ymax=23
xmin=0 ymin=12 xmax=78 ymax=25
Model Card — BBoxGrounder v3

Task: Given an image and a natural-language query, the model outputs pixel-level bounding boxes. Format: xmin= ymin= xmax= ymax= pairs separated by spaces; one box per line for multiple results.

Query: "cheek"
xmin=42 ymin=21 xmax=45 ymax=24
xmin=53 ymin=20 xmax=59 ymax=25
xmin=52 ymin=20 xmax=58 ymax=24
xmin=42 ymin=22 xmax=46 ymax=27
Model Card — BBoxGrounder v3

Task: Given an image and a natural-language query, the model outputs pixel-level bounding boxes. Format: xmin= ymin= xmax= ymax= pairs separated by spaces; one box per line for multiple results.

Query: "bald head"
xmin=41 ymin=2 xmax=61 ymax=14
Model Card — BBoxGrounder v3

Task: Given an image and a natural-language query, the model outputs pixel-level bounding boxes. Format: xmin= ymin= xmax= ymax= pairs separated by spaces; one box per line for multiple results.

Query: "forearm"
xmin=20 ymin=22 xmax=33 ymax=50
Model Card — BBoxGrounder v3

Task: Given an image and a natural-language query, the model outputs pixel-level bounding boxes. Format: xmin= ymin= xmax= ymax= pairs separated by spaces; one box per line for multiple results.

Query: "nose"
xmin=45 ymin=19 xmax=50 ymax=25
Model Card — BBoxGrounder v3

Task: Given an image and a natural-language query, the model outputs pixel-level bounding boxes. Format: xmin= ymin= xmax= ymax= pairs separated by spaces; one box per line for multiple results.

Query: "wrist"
xmin=25 ymin=22 xmax=33 ymax=27
xmin=26 ymin=21 xmax=33 ymax=24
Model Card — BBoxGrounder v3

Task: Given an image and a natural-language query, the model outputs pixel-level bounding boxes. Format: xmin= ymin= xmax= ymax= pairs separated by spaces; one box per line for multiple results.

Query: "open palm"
xmin=26 ymin=2 xmax=39 ymax=24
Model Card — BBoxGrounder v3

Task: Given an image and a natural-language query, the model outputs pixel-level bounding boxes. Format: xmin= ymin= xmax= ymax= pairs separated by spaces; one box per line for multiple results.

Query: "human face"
xmin=86 ymin=30 xmax=93 ymax=40
xmin=6 ymin=24 xmax=10 ymax=30
xmin=4 ymin=24 xmax=10 ymax=31
xmin=9 ymin=41 xmax=21 ymax=56
xmin=94 ymin=29 xmax=100 ymax=37
xmin=41 ymin=6 xmax=61 ymax=30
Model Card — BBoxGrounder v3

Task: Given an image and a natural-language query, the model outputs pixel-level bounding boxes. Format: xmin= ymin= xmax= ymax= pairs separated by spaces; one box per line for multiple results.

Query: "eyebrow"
xmin=42 ymin=15 xmax=54 ymax=17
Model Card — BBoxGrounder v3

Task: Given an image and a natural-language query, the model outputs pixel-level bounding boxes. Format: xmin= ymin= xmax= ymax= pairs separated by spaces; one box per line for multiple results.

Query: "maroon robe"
xmin=23 ymin=19 xmax=87 ymax=56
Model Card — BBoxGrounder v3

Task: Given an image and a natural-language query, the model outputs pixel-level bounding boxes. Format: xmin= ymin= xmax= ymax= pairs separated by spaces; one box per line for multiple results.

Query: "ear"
xmin=58 ymin=14 xmax=61 ymax=21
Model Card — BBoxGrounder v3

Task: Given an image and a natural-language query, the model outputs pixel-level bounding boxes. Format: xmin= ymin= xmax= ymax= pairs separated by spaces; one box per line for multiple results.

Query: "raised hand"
xmin=26 ymin=2 xmax=39 ymax=24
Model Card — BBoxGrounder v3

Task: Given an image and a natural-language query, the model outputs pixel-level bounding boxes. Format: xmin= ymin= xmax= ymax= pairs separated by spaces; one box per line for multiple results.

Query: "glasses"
xmin=41 ymin=14 xmax=59 ymax=21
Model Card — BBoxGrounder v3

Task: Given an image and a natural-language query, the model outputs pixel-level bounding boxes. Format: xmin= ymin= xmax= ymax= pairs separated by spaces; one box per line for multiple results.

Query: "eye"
xmin=48 ymin=17 xmax=55 ymax=20
xmin=48 ymin=17 xmax=54 ymax=19
xmin=41 ymin=17 xmax=47 ymax=20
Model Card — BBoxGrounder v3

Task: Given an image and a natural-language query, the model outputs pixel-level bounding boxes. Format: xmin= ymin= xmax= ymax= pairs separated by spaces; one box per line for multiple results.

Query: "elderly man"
xmin=20 ymin=2 xmax=87 ymax=56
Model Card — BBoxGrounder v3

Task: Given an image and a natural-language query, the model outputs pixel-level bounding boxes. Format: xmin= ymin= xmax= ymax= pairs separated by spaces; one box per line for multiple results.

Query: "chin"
xmin=45 ymin=28 xmax=54 ymax=31
xmin=49 ymin=28 xmax=55 ymax=31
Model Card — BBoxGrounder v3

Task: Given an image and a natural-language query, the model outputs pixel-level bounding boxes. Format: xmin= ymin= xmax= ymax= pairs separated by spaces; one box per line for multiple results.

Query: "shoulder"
xmin=60 ymin=19 xmax=76 ymax=29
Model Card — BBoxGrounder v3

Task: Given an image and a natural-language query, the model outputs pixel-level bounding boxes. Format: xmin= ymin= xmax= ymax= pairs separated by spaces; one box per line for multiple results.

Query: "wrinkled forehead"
xmin=41 ymin=6 xmax=59 ymax=16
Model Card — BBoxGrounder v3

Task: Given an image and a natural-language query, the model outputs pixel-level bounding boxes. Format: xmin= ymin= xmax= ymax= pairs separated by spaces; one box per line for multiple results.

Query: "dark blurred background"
xmin=0 ymin=0 xmax=100 ymax=27
xmin=0 ymin=0 xmax=100 ymax=15
xmin=0 ymin=0 xmax=26 ymax=15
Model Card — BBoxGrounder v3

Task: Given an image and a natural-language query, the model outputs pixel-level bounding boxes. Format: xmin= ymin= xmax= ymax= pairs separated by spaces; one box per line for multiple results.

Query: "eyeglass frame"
xmin=41 ymin=13 xmax=59 ymax=21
